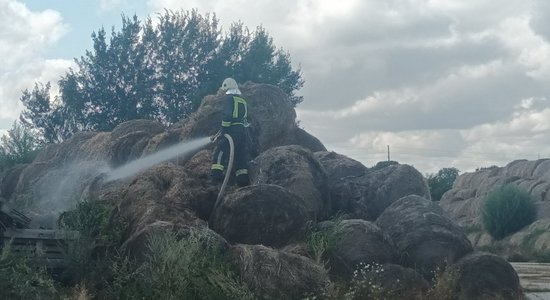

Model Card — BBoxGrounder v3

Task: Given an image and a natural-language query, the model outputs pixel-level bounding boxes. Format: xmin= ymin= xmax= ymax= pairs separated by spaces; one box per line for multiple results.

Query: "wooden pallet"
xmin=1 ymin=228 xmax=79 ymax=268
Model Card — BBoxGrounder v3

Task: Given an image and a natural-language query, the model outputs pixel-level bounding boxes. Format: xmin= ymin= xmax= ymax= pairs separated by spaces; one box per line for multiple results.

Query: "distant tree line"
xmin=19 ymin=10 xmax=304 ymax=143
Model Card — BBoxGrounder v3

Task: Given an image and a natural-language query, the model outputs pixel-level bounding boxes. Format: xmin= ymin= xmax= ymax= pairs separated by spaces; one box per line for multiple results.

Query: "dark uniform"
xmin=211 ymin=92 xmax=250 ymax=186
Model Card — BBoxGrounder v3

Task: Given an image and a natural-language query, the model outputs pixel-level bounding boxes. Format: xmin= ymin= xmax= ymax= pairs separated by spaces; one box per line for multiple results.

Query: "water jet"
xmin=104 ymin=136 xmax=211 ymax=182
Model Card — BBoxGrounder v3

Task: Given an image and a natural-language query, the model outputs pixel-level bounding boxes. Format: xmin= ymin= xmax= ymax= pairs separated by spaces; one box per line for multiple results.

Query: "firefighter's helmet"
xmin=221 ymin=78 xmax=238 ymax=90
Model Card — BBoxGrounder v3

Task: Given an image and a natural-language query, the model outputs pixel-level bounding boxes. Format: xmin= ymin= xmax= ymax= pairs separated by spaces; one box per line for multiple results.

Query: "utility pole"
xmin=387 ymin=145 xmax=390 ymax=161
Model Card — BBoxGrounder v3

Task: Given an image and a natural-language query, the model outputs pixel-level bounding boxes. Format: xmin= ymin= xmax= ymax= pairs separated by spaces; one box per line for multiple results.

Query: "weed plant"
xmin=305 ymin=215 xmax=345 ymax=265
xmin=102 ymin=230 xmax=252 ymax=300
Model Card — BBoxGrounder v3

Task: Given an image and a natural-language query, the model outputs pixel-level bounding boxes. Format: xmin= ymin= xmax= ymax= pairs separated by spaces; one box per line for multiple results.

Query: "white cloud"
xmin=0 ymin=1 xmax=68 ymax=69
xmin=99 ymin=0 xmax=128 ymax=12
xmin=324 ymin=105 xmax=550 ymax=174
xmin=2 ymin=0 xmax=549 ymax=176
xmin=325 ymin=129 xmax=465 ymax=174
xmin=0 ymin=0 xmax=72 ymax=126
xmin=458 ymin=108 xmax=550 ymax=170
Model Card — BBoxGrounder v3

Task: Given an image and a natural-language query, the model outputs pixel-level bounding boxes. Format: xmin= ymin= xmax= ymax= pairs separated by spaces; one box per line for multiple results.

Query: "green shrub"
xmin=481 ymin=185 xmax=537 ymax=239
xmin=146 ymin=230 xmax=252 ymax=300
xmin=58 ymin=200 xmax=116 ymax=239
xmin=101 ymin=230 xmax=252 ymax=300
xmin=57 ymin=199 xmax=129 ymax=284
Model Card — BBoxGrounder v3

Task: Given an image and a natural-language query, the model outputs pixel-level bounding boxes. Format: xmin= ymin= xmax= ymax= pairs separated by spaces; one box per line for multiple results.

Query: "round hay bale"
xmin=314 ymin=151 xmax=367 ymax=180
xmin=250 ymin=145 xmax=330 ymax=219
xmin=230 ymin=244 xmax=331 ymax=299
xmin=376 ymin=195 xmax=473 ymax=279
xmin=330 ymin=164 xmax=430 ymax=220
xmin=110 ymin=119 xmax=164 ymax=140
xmin=314 ymin=151 xmax=368 ymax=216
xmin=117 ymin=163 xmax=207 ymax=239
xmin=325 ymin=219 xmax=397 ymax=279
xmin=210 ymin=184 xmax=310 ymax=247
xmin=432 ymin=252 xmax=523 ymax=300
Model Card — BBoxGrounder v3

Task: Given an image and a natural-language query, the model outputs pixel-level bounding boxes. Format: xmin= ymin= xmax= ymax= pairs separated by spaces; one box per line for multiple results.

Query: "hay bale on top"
xmin=314 ymin=151 xmax=367 ymax=180
xmin=363 ymin=164 xmax=431 ymax=219
xmin=109 ymin=120 xmax=165 ymax=167
xmin=175 ymin=83 xmax=296 ymax=151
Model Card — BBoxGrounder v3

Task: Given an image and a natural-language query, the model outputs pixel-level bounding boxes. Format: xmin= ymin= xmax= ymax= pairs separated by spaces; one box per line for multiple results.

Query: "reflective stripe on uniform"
xmin=232 ymin=96 xmax=248 ymax=118
xmin=211 ymin=164 xmax=224 ymax=171
xmin=221 ymin=121 xmax=231 ymax=127
xmin=235 ymin=169 xmax=248 ymax=176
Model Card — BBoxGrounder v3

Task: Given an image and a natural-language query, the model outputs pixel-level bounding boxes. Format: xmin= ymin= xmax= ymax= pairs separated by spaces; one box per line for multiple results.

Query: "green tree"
xmin=20 ymin=10 xmax=304 ymax=143
xmin=0 ymin=121 xmax=43 ymax=170
xmin=234 ymin=26 xmax=304 ymax=105
xmin=426 ymin=167 xmax=460 ymax=201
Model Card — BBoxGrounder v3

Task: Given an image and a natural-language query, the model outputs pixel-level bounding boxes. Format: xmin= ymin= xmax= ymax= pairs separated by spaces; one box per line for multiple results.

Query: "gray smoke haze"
xmin=30 ymin=161 xmax=110 ymax=228
xmin=27 ymin=137 xmax=211 ymax=228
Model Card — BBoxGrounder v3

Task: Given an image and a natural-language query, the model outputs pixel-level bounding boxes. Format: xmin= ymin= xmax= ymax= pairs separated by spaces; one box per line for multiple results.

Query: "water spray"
xmin=104 ymin=136 xmax=212 ymax=182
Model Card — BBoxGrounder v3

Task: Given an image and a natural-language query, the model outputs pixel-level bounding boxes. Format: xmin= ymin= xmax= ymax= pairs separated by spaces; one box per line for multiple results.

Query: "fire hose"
xmin=211 ymin=132 xmax=234 ymax=209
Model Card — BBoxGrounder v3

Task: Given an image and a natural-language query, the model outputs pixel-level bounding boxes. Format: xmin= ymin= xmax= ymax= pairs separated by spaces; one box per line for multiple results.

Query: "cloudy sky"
xmin=2 ymin=0 xmax=550 ymax=175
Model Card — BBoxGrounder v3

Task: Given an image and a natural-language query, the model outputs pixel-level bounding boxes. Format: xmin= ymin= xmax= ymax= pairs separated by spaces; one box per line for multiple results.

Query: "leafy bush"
xmin=481 ymin=185 xmax=537 ymax=239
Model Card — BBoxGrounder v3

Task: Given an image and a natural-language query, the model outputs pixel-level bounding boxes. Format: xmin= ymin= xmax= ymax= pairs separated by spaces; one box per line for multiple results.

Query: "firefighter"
xmin=211 ymin=78 xmax=250 ymax=186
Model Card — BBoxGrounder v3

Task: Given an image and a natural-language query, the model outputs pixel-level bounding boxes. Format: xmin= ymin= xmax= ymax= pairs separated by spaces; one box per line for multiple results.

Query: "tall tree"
xmin=234 ymin=26 xmax=304 ymax=105
xmin=19 ymin=83 xmax=66 ymax=143
xmin=20 ymin=10 xmax=304 ymax=144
